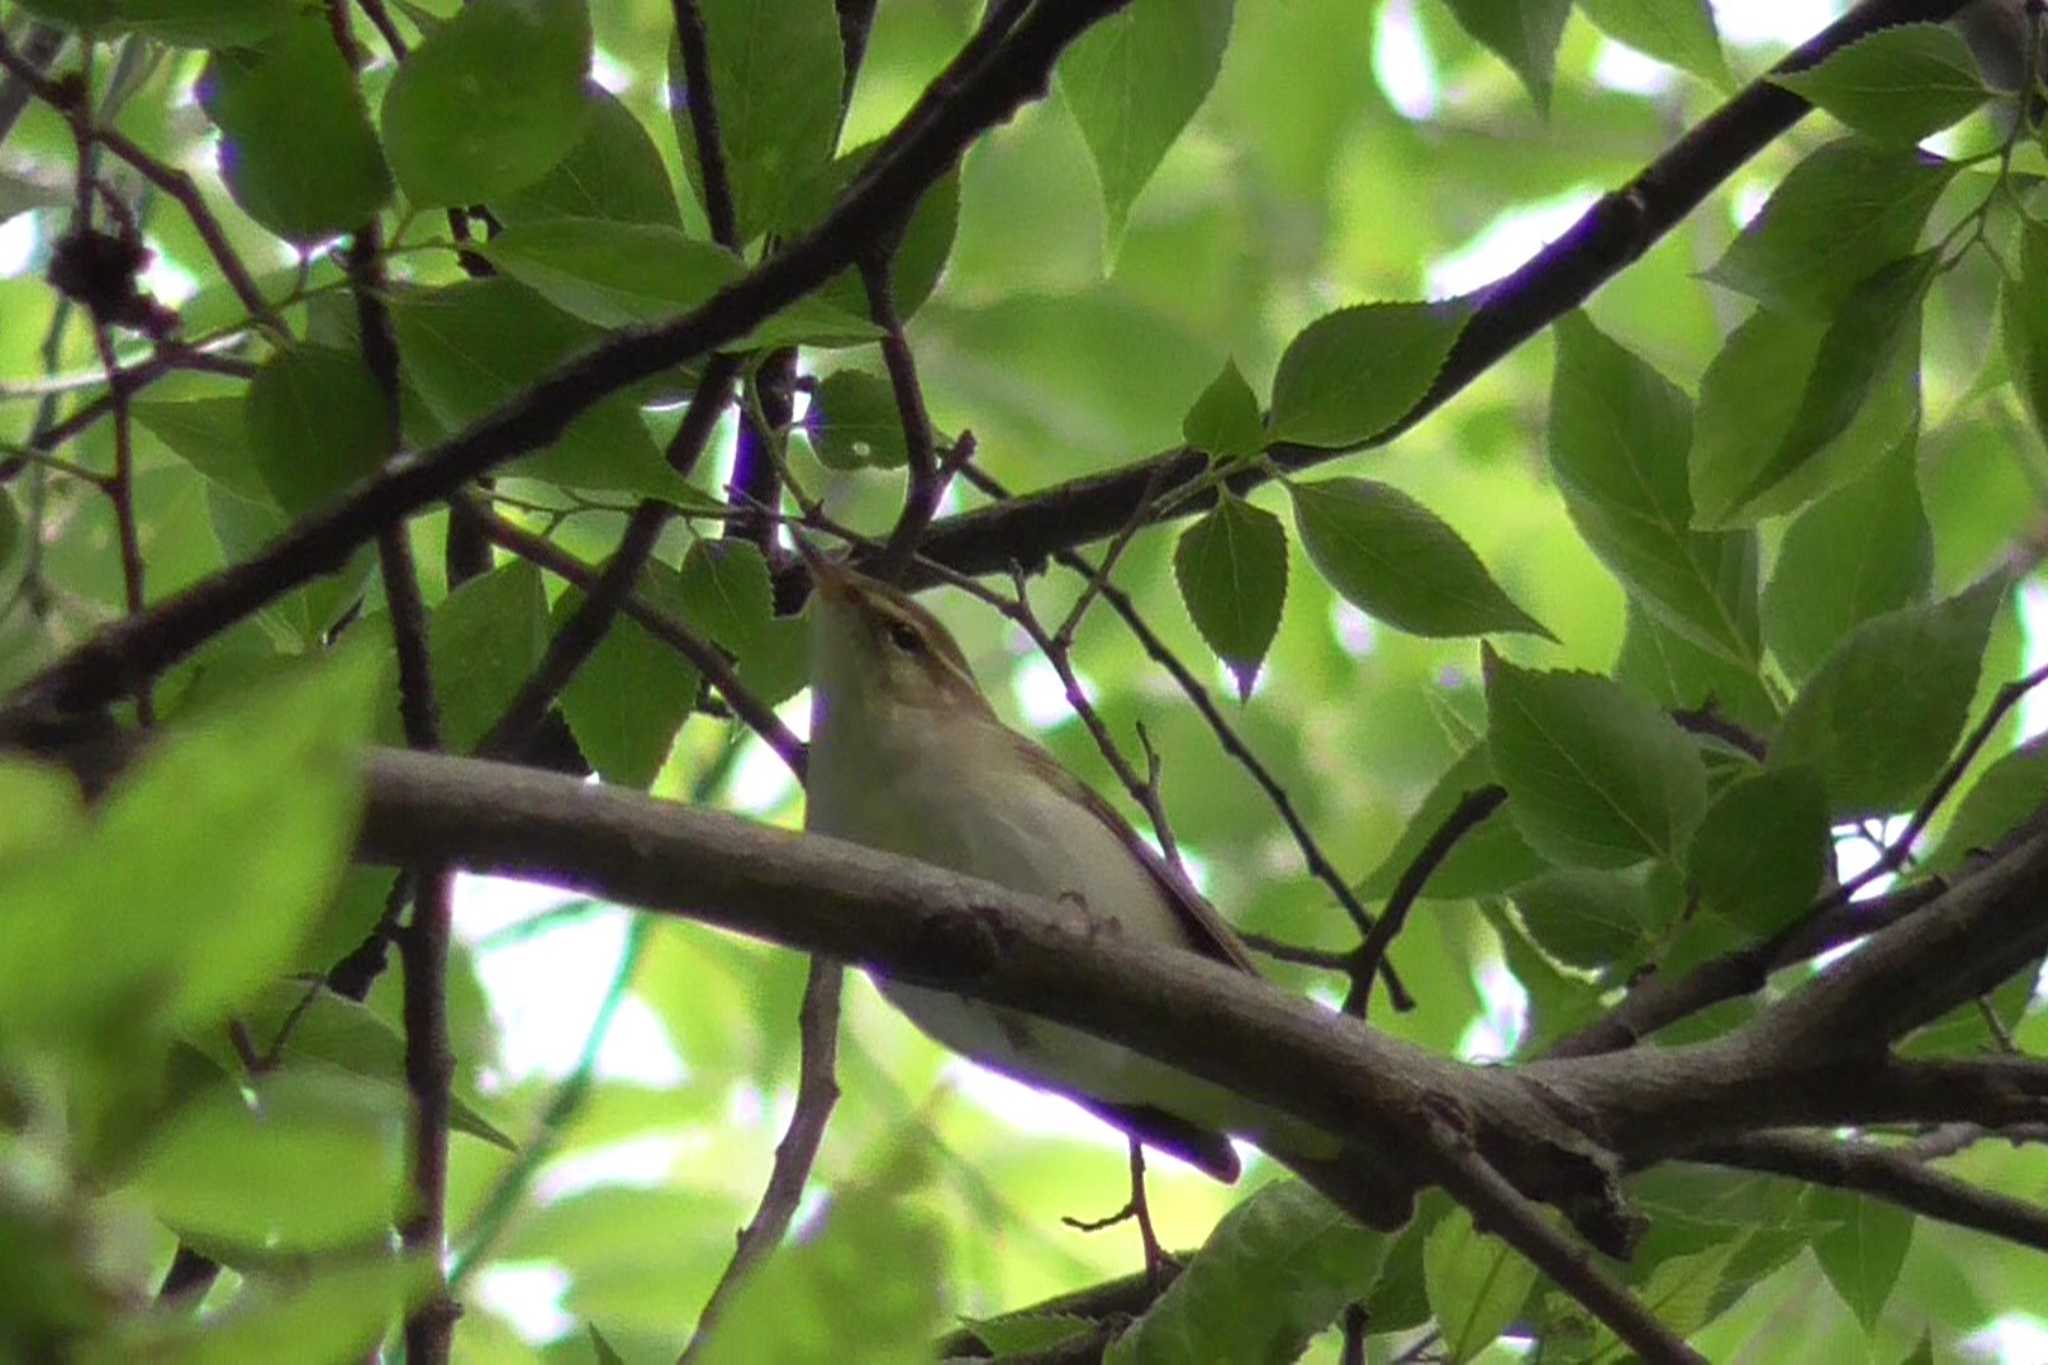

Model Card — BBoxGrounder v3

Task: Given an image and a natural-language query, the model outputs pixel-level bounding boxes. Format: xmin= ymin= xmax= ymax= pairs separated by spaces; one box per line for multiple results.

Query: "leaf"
xmin=244 ymin=345 xmax=391 ymax=517
xmin=1358 ymin=744 xmax=1546 ymax=900
xmin=2002 ymin=216 xmax=2048 ymax=448
xmin=1182 ymin=357 xmax=1263 ymax=459
xmin=1574 ymin=0 xmax=1730 ymax=87
xmin=133 ymin=397 xmax=273 ymax=503
xmin=558 ymin=560 xmax=701 ymax=789
xmin=1763 ymin=436 xmax=1932 ymax=683
xmin=496 ymin=84 xmax=679 ymax=228
xmin=0 ymin=653 xmax=376 ymax=1048
xmin=428 ymin=560 xmax=550 ymax=754
xmin=90 ymin=1255 xmax=431 ymax=1365
xmin=1724 ymin=253 xmax=1935 ymax=515
xmin=380 ymin=0 xmax=592 ymax=208
xmin=668 ymin=0 xmax=843 ymax=243
xmin=780 ymin=139 xmax=961 ymax=323
xmin=1289 ymin=477 xmax=1551 ymax=640
xmin=588 ymin=1324 xmax=628 ymax=1365
xmin=1268 ymin=301 xmax=1470 ymax=448
xmin=1422 ymin=1205 xmax=1540 ymax=1363
xmin=1173 ymin=492 xmax=1288 ymax=700
xmin=1772 ymin=24 xmax=1992 ymax=143
xmin=1771 ymin=575 xmax=2006 ymax=817
xmin=389 ymin=278 xmax=681 ymax=496
xmin=1684 ymin=766 xmax=1829 ymax=938
xmin=1437 ymin=0 xmax=1572 ymax=112
xmin=960 ymin=1313 xmax=1096 ymax=1356
xmin=15 ymin=0 xmax=291 ymax=46
xmin=1925 ymin=733 xmax=2048 ymax=874
xmin=1613 ymin=595 xmax=1778 ymax=739
xmin=804 ymin=370 xmax=908 ymax=470
xmin=0 ymin=758 xmax=85 ymax=863
xmin=198 ymin=15 xmax=391 ymax=242
xmin=1701 ymin=140 xmax=1959 ymax=319
xmin=679 ymin=539 xmax=811 ymax=708
xmin=1057 ymin=0 xmax=1233 ymax=252
xmin=1511 ymin=865 xmax=1664 ymax=971
xmin=1483 ymin=648 xmax=1709 ymax=868
xmin=1808 ymin=1187 xmax=1914 ymax=1333
xmin=1108 ymin=1181 xmax=1391 ymax=1365
xmin=1548 ymin=312 xmax=1760 ymax=666
xmin=128 ymin=1069 xmax=405 ymax=1250
xmin=1691 ymin=301 xmax=1921 ymax=527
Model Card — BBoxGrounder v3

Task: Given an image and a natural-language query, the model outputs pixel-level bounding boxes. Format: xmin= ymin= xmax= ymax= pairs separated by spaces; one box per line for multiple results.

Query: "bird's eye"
xmin=886 ymin=620 xmax=925 ymax=654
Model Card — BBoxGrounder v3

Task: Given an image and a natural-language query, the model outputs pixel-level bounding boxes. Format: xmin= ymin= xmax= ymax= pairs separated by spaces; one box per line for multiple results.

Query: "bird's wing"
xmin=1007 ymin=731 xmax=1264 ymax=977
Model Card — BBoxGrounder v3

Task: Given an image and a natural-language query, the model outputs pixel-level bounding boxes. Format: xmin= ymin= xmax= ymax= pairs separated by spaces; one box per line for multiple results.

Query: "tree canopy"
xmin=2 ymin=0 xmax=2048 ymax=1361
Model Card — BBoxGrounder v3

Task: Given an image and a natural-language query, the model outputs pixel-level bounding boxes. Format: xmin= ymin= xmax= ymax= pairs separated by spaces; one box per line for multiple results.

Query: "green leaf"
xmin=1771 ymin=24 xmax=1992 ymax=143
xmin=1359 ymin=745 xmax=1546 ymax=901
xmin=15 ymin=0 xmax=290 ymax=46
xmin=1899 ymin=956 xmax=2033 ymax=1057
xmin=1108 ymin=1181 xmax=1391 ymax=1365
xmin=588 ymin=1323 xmax=628 ymax=1365
xmin=1613 ymin=596 xmax=1778 ymax=739
xmin=133 ymin=397 xmax=273 ymax=503
xmin=679 ymin=538 xmax=811 ymax=708
xmin=1422 ymin=1205 xmax=1539 ymax=1363
xmin=1701 ymin=140 xmax=1958 ymax=319
xmin=381 ymin=0 xmax=592 ymax=208
xmin=0 ymin=757 xmax=85 ymax=863
xmin=1575 ymin=0 xmax=1730 ymax=87
xmin=198 ymin=15 xmax=391 ymax=242
xmin=1268 ymin=301 xmax=1470 ymax=448
xmin=960 ymin=1313 xmax=1096 ymax=1356
xmin=129 ymin=1069 xmax=405 ymax=1250
xmin=2002 ymin=216 xmax=2048 ymax=449
xmin=558 ymin=559 xmax=701 ymax=789
xmin=1763 ymin=436 xmax=1932 ymax=683
xmin=1510 ymin=865 xmax=1666 ymax=971
xmin=496 ymin=84 xmax=680 ymax=228
xmin=1437 ymin=0 xmax=1571 ymax=111
xmin=90 ymin=1255 xmax=431 ymax=1365
xmin=476 ymin=218 xmax=883 ymax=348
xmin=1182 ymin=357 xmax=1263 ymax=459
xmin=804 ymin=370 xmax=908 ymax=470
xmin=428 ymin=560 xmax=550 ymax=754
xmin=668 ymin=0 xmax=843 ymax=243
xmin=389 ymin=278 xmax=680 ymax=496
xmin=1771 ymin=575 xmax=2006 ymax=817
xmin=1691 ymin=300 xmax=1921 ymax=527
xmin=1925 ymin=733 xmax=2048 ymax=874
xmin=1057 ymin=0 xmax=1233 ymax=252
xmin=781 ymin=140 xmax=961 ymax=323
xmin=1483 ymin=648 xmax=1709 ymax=868
xmin=1684 ymin=766 xmax=1829 ymax=938
xmin=1548 ymin=312 xmax=1760 ymax=665
xmin=1289 ymin=477 xmax=1550 ymax=640
xmin=1173 ymin=492 xmax=1288 ymax=700
xmin=244 ymin=345 xmax=390 ymax=517
xmin=0 ymin=653 xmax=375 ymax=1047
xmin=1808 ymin=1187 xmax=1914 ymax=1333
xmin=1724 ymin=253 xmax=1935 ymax=515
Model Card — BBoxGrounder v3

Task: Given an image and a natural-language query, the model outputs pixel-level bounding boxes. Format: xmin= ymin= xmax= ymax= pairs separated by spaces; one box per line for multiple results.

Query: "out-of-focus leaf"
xmin=381 ymin=0 xmax=591 ymax=207
xmin=1058 ymin=0 xmax=1233 ymax=252
xmin=2002 ymin=216 xmax=2048 ymax=448
xmin=15 ymin=0 xmax=289 ymax=46
xmin=805 ymin=369 xmax=909 ymax=470
xmin=428 ymin=560 xmax=550 ymax=753
xmin=1924 ymin=733 xmax=2048 ymax=873
xmin=1772 ymin=24 xmax=1991 ymax=143
xmin=88 ymin=1256 xmax=430 ymax=1365
xmin=558 ymin=560 xmax=701 ymax=789
xmin=134 ymin=397 xmax=272 ymax=503
xmin=1576 ymin=0 xmax=1730 ymax=87
xmin=1702 ymin=140 xmax=1958 ymax=319
xmin=1173 ymin=491 xmax=1288 ymax=700
xmin=1289 ymin=477 xmax=1550 ymax=640
xmin=244 ymin=345 xmax=390 ymax=516
xmin=1484 ymin=648 xmax=1709 ymax=868
xmin=199 ymin=15 xmax=390 ymax=242
xmin=1771 ymin=575 xmax=2006 ymax=817
xmin=1108 ymin=1181 xmax=1391 ymax=1364
xmin=1268 ymin=301 xmax=1470 ymax=448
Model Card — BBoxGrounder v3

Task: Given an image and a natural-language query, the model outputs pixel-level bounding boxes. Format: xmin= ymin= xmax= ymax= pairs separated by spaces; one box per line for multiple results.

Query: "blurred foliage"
xmin=2 ymin=0 xmax=2048 ymax=1361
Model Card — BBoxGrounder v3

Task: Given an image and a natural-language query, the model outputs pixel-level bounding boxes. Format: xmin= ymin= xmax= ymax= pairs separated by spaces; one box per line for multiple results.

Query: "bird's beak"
xmin=793 ymin=532 xmax=858 ymax=605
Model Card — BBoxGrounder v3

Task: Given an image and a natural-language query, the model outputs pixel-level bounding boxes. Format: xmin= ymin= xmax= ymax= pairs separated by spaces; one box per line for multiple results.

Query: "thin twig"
xmin=1346 ymin=786 xmax=1508 ymax=1016
xmin=866 ymin=252 xmax=942 ymax=582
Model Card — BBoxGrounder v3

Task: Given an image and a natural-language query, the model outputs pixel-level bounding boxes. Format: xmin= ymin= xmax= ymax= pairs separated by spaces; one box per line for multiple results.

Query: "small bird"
xmin=802 ymin=546 xmax=1345 ymax=1185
